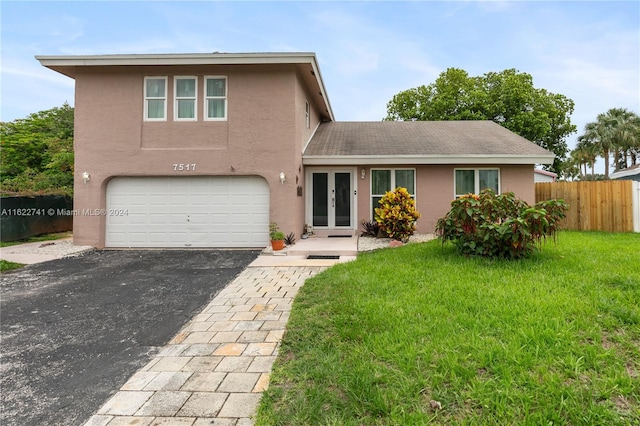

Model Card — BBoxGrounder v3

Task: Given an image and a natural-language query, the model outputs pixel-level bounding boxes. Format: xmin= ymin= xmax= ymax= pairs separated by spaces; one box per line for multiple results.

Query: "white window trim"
xmin=174 ymin=76 xmax=198 ymax=121
xmin=144 ymin=76 xmax=167 ymax=121
xmin=454 ymin=168 xmax=501 ymax=198
xmin=305 ymin=101 xmax=310 ymax=129
xmin=204 ymin=75 xmax=228 ymax=121
xmin=304 ymin=167 xmax=358 ymax=230
xmin=370 ymin=168 xmax=416 ymax=220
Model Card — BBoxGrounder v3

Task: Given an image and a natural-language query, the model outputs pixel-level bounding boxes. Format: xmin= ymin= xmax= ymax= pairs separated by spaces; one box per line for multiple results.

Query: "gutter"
xmin=302 ymin=154 xmax=556 ymax=166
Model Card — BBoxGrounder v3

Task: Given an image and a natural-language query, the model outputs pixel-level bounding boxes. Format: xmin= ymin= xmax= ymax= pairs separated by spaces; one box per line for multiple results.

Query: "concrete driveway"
xmin=0 ymin=249 xmax=259 ymax=426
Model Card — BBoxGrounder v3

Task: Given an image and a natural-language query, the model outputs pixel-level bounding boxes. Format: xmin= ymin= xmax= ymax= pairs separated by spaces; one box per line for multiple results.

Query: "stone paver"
xmin=135 ymin=391 xmax=192 ymax=416
xmin=181 ymin=372 xmax=227 ymax=391
xmin=145 ymin=372 xmax=192 ymax=391
xmin=217 ymin=393 xmax=263 ymax=418
xmin=98 ymin=391 xmax=154 ymax=416
xmin=177 ymin=392 xmax=227 ymax=417
xmin=84 ymin=266 xmax=326 ymax=425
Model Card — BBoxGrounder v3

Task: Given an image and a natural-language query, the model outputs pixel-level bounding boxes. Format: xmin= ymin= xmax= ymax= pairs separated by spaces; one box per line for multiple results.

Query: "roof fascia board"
xmin=36 ymin=52 xmax=319 ymax=67
xmin=308 ymin=56 xmax=334 ymax=121
xmin=303 ymin=155 xmax=555 ymax=166
xmin=610 ymin=168 xmax=640 ymax=178
xmin=534 ymin=169 xmax=558 ymax=177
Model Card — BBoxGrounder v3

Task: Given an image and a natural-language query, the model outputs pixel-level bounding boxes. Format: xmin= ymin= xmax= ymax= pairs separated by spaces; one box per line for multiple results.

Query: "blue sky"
xmin=1 ymin=0 xmax=638 ymax=166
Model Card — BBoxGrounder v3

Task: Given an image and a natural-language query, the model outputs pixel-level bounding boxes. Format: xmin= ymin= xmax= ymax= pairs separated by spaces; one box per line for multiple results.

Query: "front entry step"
xmin=285 ymin=236 xmax=358 ymax=258
xmin=254 ymin=235 xmax=358 ymax=266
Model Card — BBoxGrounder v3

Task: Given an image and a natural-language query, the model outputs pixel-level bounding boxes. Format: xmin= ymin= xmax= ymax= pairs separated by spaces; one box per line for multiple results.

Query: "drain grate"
xmin=307 ymin=255 xmax=340 ymax=260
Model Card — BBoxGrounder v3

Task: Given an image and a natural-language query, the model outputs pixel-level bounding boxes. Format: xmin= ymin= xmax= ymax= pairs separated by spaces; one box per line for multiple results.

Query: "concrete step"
xmin=285 ymin=236 xmax=358 ymax=258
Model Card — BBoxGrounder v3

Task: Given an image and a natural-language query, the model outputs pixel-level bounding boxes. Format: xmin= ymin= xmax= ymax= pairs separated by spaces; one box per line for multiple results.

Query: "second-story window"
xmin=144 ymin=77 xmax=167 ymax=121
xmin=205 ymin=76 xmax=227 ymax=120
xmin=175 ymin=77 xmax=197 ymax=121
xmin=305 ymin=101 xmax=310 ymax=128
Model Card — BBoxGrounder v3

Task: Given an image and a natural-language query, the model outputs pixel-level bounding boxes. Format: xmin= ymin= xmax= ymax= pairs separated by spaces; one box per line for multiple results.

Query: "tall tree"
xmin=0 ymin=103 xmax=74 ymax=195
xmin=385 ymin=68 xmax=577 ymax=174
xmin=574 ymin=133 xmax=599 ymax=178
xmin=609 ymin=108 xmax=640 ymax=169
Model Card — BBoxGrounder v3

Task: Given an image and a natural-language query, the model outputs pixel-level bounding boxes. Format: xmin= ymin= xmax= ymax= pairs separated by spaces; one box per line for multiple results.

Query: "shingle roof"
xmin=303 ymin=120 xmax=555 ymax=165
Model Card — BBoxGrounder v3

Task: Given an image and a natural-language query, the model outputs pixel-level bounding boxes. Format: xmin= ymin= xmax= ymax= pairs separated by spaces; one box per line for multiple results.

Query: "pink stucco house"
xmin=37 ymin=52 xmax=554 ymax=248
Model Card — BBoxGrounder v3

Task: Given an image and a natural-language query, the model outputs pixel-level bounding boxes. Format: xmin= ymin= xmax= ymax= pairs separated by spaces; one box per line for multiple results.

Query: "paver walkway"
xmin=85 ymin=265 xmax=326 ymax=426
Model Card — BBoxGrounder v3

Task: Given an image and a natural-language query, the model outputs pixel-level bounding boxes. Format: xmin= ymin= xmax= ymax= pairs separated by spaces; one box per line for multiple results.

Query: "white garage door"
xmin=106 ymin=176 xmax=269 ymax=248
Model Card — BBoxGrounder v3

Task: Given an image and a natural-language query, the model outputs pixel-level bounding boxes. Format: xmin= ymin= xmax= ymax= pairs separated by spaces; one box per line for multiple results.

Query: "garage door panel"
xmin=170 ymin=195 xmax=189 ymax=206
xmin=190 ymin=194 xmax=209 ymax=205
xmin=106 ymin=176 xmax=269 ymax=248
xmin=108 ymin=233 xmax=127 ymax=244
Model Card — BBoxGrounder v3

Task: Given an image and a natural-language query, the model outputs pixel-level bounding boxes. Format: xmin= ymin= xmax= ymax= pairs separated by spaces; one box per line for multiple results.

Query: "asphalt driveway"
xmin=0 ymin=249 xmax=259 ymax=426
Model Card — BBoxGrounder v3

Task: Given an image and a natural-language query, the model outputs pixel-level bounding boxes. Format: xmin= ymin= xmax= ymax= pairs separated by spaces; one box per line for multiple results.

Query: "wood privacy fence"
xmin=535 ymin=180 xmax=640 ymax=233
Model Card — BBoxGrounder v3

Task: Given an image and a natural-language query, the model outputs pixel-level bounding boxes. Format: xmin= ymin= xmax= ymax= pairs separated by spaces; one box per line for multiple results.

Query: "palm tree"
xmin=605 ymin=108 xmax=640 ymax=171
xmin=580 ymin=119 xmax=612 ymax=178
xmin=574 ymin=135 xmax=598 ymax=177
xmin=579 ymin=109 xmax=638 ymax=178
xmin=618 ymin=111 xmax=640 ymax=168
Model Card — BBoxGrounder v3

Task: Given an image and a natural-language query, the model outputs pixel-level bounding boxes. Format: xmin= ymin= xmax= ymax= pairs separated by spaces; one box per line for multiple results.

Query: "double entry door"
xmin=309 ymin=169 xmax=355 ymax=230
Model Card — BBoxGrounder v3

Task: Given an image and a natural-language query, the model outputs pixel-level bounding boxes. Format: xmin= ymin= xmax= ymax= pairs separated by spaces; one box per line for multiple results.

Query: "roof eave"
xmin=610 ymin=167 xmax=640 ymax=179
xmin=302 ymin=154 xmax=555 ymax=166
xmin=36 ymin=52 xmax=320 ymax=67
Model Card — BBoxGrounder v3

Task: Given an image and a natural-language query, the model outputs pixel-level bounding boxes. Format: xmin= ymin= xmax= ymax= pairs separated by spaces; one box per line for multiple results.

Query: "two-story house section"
xmin=37 ymin=53 xmax=334 ymax=248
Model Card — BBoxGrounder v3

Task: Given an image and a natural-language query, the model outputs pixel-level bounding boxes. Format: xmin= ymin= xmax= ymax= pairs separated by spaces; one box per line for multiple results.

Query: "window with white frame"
xmin=371 ymin=169 xmax=416 ymax=219
xmin=174 ymin=77 xmax=197 ymax=120
xmin=205 ymin=76 xmax=227 ymax=120
xmin=305 ymin=101 xmax=310 ymax=128
xmin=454 ymin=168 xmax=500 ymax=198
xmin=144 ymin=77 xmax=167 ymax=121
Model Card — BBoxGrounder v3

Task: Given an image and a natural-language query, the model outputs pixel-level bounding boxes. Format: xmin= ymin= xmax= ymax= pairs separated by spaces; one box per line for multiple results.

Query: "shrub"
xmin=374 ymin=187 xmax=421 ymax=242
xmin=284 ymin=232 xmax=296 ymax=246
xmin=360 ymin=220 xmax=381 ymax=238
xmin=435 ymin=189 xmax=568 ymax=259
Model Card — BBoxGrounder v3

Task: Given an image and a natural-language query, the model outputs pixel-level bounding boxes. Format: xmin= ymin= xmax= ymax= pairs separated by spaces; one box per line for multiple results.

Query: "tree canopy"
xmin=384 ymin=68 xmax=577 ymax=174
xmin=0 ymin=103 xmax=74 ymax=196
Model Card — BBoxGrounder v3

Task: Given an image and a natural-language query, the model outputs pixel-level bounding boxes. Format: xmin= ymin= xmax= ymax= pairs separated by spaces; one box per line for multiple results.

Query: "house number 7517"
xmin=173 ymin=163 xmax=196 ymax=171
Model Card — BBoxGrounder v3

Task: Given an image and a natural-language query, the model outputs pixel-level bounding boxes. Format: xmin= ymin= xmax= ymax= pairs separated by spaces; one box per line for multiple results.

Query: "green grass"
xmin=0 ymin=259 xmax=26 ymax=272
xmin=256 ymin=232 xmax=640 ymax=425
xmin=0 ymin=231 xmax=71 ymax=248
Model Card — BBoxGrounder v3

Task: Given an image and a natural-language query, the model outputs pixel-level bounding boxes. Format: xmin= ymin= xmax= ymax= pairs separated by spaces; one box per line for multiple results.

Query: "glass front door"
xmin=311 ymin=171 xmax=352 ymax=228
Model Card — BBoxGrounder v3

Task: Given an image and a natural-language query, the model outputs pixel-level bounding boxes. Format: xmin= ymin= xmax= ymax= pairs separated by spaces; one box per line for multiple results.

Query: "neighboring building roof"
xmin=534 ymin=168 xmax=557 ymax=182
xmin=36 ymin=51 xmax=334 ymax=121
xmin=303 ymin=121 xmax=555 ymax=165
xmin=610 ymin=164 xmax=640 ymax=180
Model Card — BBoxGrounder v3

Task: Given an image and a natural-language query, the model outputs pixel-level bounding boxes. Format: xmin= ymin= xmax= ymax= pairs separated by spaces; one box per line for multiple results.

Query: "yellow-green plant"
xmin=374 ymin=187 xmax=420 ymax=241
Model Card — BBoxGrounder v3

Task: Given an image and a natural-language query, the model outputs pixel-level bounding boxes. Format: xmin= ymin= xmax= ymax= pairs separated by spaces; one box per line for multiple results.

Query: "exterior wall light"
xmin=361 ymin=168 xmax=366 ymax=179
xmin=82 ymin=171 xmax=91 ymax=183
xmin=279 ymin=172 xmax=286 ymax=184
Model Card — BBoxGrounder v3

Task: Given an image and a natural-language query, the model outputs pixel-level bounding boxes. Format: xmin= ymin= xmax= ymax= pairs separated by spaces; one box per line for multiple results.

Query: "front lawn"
xmin=257 ymin=232 xmax=640 ymax=425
